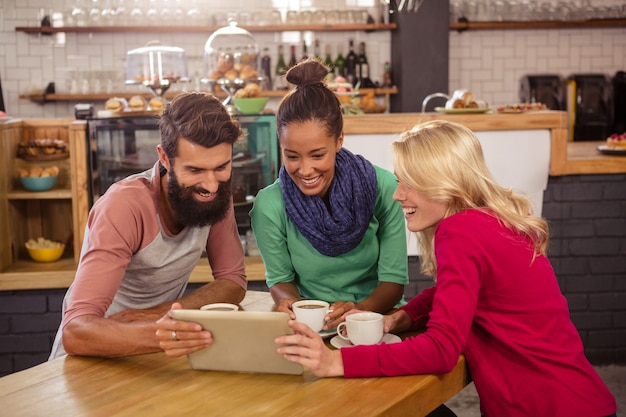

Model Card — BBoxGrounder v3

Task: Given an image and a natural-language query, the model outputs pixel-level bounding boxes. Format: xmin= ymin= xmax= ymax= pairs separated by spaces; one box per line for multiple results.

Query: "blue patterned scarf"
xmin=279 ymin=148 xmax=378 ymax=257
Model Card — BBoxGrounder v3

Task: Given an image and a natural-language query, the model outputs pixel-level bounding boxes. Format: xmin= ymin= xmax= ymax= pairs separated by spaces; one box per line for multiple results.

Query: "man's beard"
xmin=167 ymin=171 xmax=232 ymax=228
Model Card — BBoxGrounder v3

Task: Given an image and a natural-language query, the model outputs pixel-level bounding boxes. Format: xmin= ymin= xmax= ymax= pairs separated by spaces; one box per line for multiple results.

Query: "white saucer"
xmin=330 ymin=333 xmax=401 ymax=349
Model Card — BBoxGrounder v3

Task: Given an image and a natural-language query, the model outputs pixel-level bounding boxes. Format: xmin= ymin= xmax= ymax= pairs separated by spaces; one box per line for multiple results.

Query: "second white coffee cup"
xmin=337 ymin=312 xmax=384 ymax=345
xmin=292 ymin=300 xmax=330 ymax=332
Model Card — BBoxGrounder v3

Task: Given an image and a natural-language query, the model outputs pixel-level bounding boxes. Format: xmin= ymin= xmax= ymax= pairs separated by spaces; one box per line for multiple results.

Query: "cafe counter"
xmin=1 ymin=111 xmax=624 ymax=291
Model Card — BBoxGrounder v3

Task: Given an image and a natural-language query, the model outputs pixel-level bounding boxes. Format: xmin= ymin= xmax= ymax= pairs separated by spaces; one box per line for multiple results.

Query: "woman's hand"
xmin=155 ymin=302 xmax=212 ymax=357
xmin=325 ymin=301 xmax=357 ymax=329
xmin=274 ymin=298 xmax=298 ymax=319
xmin=383 ymin=309 xmax=412 ymax=334
xmin=276 ymin=320 xmax=345 ymax=377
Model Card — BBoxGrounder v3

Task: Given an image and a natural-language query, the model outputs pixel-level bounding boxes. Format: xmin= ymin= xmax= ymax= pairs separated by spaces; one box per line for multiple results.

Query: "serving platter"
xmin=597 ymin=145 xmax=626 ymax=156
xmin=434 ymin=107 xmax=491 ymax=114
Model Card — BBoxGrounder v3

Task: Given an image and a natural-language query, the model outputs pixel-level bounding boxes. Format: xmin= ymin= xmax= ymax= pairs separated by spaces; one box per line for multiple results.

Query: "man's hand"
xmin=155 ymin=303 xmax=213 ymax=357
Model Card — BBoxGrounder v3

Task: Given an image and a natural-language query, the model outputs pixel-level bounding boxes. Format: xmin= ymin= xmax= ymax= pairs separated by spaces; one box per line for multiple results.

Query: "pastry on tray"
xmin=606 ymin=132 xmax=626 ymax=149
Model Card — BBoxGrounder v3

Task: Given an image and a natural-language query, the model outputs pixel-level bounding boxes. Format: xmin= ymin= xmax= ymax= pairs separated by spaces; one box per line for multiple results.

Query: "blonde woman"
xmin=275 ymin=121 xmax=616 ymax=417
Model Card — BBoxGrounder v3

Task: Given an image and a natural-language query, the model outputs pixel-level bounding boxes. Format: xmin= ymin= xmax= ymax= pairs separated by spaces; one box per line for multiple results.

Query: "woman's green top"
xmin=250 ymin=165 xmax=408 ymax=305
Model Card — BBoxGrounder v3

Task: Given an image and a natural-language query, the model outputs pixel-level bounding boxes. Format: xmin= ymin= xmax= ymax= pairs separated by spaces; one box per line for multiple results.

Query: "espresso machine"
xmin=612 ymin=71 xmax=626 ymax=134
xmin=566 ymin=73 xmax=612 ymax=141
xmin=519 ymin=74 xmax=564 ymax=110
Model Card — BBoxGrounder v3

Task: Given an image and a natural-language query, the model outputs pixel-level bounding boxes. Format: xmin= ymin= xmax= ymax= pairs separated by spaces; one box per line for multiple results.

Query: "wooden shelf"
xmin=19 ymin=88 xmax=398 ymax=104
xmin=15 ymin=23 xmax=397 ymax=35
xmin=450 ymin=18 xmax=626 ymax=31
xmin=7 ymin=189 xmax=72 ymax=200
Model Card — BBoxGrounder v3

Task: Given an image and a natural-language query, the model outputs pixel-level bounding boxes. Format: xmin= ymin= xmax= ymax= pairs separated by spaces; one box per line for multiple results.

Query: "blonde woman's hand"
xmin=275 ymin=320 xmax=344 ymax=377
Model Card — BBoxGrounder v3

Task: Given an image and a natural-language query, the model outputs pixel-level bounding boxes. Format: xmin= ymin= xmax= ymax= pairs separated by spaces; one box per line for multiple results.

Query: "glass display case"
xmin=87 ymin=114 xmax=277 ymax=234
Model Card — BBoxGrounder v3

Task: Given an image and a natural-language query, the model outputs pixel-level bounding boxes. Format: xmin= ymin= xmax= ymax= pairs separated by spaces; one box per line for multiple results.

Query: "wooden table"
xmin=0 ymin=292 xmax=470 ymax=417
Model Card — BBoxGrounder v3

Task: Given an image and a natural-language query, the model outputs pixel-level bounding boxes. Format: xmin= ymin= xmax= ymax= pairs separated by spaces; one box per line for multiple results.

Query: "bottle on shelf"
xmin=288 ymin=44 xmax=298 ymax=68
xmin=301 ymin=40 xmax=308 ymax=61
xmin=313 ymin=39 xmax=322 ymax=62
xmin=275 ymin=44 xmax=289 ymax=90
xmin=260 ymin=47 xmax=272 ymax=91
xmin=382 ymin=61 xmax=393 ymax=88
xmin=345 ymin=39 xmax=357 ymax=86
xmin=324 ymin=44 xmax=335 ymax=75
xmin=335 ymin=44 xmax=346 ymax=78
xmin=356 ymin=41 xmax=375 ymax=88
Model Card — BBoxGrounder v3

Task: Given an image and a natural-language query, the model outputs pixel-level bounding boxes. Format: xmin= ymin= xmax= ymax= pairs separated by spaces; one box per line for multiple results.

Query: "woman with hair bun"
xmin=250 ymin=58 xmax=409 ymax=330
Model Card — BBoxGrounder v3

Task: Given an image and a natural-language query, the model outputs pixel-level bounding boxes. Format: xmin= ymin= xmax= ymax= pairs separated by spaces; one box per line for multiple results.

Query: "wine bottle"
xmin=301 ymin=40 xmax=308 ymax=61
xmin=313 ymin=39 xmax=322 ymax=62
xmin=382 ymin=61 xmax=393 ymax=88
xmin=275 ymin=44 xmax=289 ymax=90
xmin=324 ymin=44 xmax=335 ymax=74
xmin=288 ymin=44 xmax=297 ymax=68
xmin=356 ymin=41 xmax=375 ymax=88
xmin=334 ymin=45 xmax=346 ymax=78
xmin=345 ymin=39 xmax=357 ymax=86
xmin=260 ymin=47 xmax=272 ymax=91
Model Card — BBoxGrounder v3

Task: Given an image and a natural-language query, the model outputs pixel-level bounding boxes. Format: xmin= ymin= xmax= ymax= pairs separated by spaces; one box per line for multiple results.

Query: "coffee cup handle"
xmin=336 ymin=322 xmax=350 ymax=341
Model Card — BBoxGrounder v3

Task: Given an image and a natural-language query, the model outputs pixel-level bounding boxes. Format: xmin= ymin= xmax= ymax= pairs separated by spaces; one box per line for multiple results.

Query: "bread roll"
xmin=128 ymin=95 xmax=147 ymax=111
xmin=105 ymin=97 xmax=127 ymax=112
xmin=149 ymin=97 xmax=165 ymax=111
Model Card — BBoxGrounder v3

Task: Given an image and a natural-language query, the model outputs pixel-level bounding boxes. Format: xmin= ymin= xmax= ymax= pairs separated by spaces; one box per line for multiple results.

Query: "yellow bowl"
xmin=233 ymin=97 xmax=269 ymax=114
xmin=26 ymin=245 xmax=65 ymax=262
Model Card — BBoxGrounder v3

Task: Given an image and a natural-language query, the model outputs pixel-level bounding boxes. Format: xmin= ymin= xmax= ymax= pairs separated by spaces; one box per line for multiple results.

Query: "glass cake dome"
xmin=126 ymin=42 xmax=189 ymax=97
xmin=203 ymin=20 xmax=260 ymax=85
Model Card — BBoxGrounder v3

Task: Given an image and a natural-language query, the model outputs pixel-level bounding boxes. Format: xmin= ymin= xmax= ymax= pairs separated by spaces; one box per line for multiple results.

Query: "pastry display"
xmin=105 ymin=97 xmax=128 ymax=112
xmin=445 ymin=89 xmax=483 ymax=109
xmin=128 ymin=95 xmax=148 ymax=111
xmin=25 ymin=237 xmax=64 ymax=250
xmin=233 ymin=83 xmax=261 ymax=98
xmin=18 ymin=165 xmax=60 ymax=178
xmin=16 ymin=139 xmax=68 ymax=160
xmin=203 ymin=21 xmax=260 ymax=89
xmin=496 ymin=102 xmax=548 ymax=113
xmin=126 ymin=43 xmax=189 ymax=97
xmin=606 ymin=132 xmax=626 ymax=149
xmin=148 ymin=97 xmax=165 ymax=111
xmin=327 ymin=75 xmax=355 ymax=94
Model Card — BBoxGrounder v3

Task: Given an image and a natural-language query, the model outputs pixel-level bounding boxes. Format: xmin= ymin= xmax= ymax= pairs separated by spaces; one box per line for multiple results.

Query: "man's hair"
xmin=159 ymin=92 xmax=242 ymax=160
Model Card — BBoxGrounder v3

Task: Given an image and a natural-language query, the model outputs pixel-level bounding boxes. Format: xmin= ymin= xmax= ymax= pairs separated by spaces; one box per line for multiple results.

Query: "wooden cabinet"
xmin=0 ymin=119 xmax=89 ymax=278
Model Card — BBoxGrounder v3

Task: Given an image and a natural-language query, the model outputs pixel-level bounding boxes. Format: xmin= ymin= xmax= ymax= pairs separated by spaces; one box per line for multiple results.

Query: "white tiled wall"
xmin=449 ymin=27 xmax=626 ymax=107
xmin=1 ymin=0 xmax=625 ymax=118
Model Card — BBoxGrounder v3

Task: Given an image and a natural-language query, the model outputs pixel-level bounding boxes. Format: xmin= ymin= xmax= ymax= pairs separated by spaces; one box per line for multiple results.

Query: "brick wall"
xmin=404 ymin=173 xmax=626 ymax=365
xmin=1 ymin=174 xmax=625 ymax=376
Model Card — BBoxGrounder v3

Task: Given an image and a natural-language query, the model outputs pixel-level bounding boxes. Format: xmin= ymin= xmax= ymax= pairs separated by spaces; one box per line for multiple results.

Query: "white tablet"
xmin=170 ymin=309 xmax=304 ymax=375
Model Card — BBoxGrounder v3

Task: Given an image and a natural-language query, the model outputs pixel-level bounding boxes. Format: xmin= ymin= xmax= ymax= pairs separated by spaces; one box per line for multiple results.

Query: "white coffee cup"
xmin=292 ymin=300 xmax=330 ymax=332
xmin=200 ymin=303 xmax=239 ymax=312
xmin=337 ymin=312 xmax=384 ymax=346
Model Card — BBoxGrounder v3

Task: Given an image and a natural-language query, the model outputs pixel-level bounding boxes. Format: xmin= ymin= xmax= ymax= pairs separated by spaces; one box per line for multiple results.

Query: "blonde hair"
xmin=391 ymin=120 xmax=549 ymax=276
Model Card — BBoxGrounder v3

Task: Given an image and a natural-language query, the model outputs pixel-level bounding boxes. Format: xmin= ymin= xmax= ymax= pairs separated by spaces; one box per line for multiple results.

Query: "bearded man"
xmin=50 ymin=92 xmax=247 ymax=359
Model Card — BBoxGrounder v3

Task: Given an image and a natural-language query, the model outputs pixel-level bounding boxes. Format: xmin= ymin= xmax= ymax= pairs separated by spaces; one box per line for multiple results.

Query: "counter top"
xmin=2 ymin=112 xmax=623 ymax=292
xmin=0 ymin=256 xmax=266 ymax=291
xmin=343 ymin=111 xmax=626 ymax=175
xmin=0 ymin=291 xmax=469 ymax=417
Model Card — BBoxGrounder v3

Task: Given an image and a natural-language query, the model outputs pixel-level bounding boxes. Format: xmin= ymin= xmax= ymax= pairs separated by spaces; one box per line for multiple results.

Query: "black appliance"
xmin=567 ymin=73 xmax=612 ymax=141
xmin=612 ymin=71 xmax=626 ymax=134
xmin=519 ymin=74 xmax=563 ymax=110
